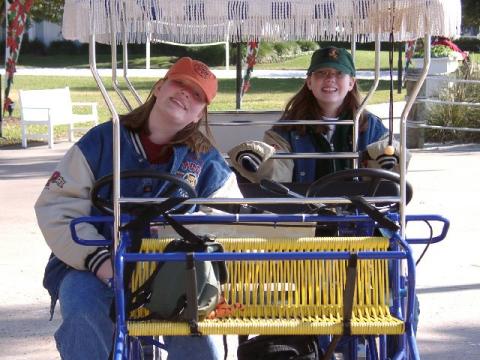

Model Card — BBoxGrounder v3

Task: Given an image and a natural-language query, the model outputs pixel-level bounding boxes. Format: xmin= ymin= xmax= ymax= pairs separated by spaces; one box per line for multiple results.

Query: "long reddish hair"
xmin=120 ymin=79 xmax=214 ymax=154
xmin=275 ymin=80 xmax=367 ymax=135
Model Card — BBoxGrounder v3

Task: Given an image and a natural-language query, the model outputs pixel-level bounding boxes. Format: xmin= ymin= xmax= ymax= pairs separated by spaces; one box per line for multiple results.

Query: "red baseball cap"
xmin=166 ymin=57 xmax=218 ymax=104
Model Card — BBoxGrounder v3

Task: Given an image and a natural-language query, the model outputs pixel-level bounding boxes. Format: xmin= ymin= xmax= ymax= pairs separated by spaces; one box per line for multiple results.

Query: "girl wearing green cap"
xmin=228 ymin=47 xmax=414 ymax=359
xmin=229 ymin=46 xmax=402 ymax=184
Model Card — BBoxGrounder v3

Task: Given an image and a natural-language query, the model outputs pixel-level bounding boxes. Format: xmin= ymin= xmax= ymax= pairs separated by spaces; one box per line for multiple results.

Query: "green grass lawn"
xmin=256 ymin=50 xmax=406 ymax=71
xmin=20 ymin=47 xmax=478 ymax=70
xmin=3 ymin=47 xmax=477 ymax=147
xmin=3 ymin=76 xmax=404 ymax=116
xmin=19 ymin=53 xmax=178 ymax=69
xmin=19 ymin=49 xmax=404 ymax=71
xmin=0 ymin=74 xmax=403 ymax=147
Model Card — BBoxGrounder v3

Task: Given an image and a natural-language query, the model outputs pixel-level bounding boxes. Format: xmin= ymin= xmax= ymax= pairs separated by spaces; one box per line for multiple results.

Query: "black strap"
xmin=121 ymin=197 xmax=189 ymax=231
xmin=322 ymin=254 xmax=358 ymax=360
xmin=184 ymin=252 xmax=201 ymax=336
xmin=109 ymin=196 xmax=197 ymax=358
xmin=162 ymin=212 xmax=206 ymax=245
xmin=343 ymin=254 xmax=358 ymax=336
xmin=127 ymin=262 xmax=165 ymax=313
xmin=120 ymin=197 xmax=189 ymax=319
xmin=348 ymin=195 xmax=399 ymax=232
xmin=223 ymin=335 xmax=229 ymax=360
xmin=267 ymin=344 xmax=300 ymax=355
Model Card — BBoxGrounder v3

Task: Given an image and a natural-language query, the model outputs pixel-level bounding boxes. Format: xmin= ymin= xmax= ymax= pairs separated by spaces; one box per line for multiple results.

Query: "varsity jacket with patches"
xmin=257 ymin=112 xmax=387 ymax=183
xmin=36 ymin=121 xmax=241 ymax=308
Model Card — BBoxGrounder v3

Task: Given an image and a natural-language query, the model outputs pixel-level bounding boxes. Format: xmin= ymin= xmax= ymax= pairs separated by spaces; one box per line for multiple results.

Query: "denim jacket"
xmin=37 ymin=121 xmax=239 ymax=317
xmin=274 ymin=112 xmax=387 ymax=183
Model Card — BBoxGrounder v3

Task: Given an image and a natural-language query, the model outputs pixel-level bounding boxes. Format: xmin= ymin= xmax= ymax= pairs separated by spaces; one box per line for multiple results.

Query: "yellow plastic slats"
xmin=128 ymin=236 xmax=400 ymax=336
xmin=128 ymin=315 xmax=404 ymax=336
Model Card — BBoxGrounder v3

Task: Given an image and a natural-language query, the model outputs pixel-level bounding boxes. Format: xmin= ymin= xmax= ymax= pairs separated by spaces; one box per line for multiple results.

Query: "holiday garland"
xmin=4 ymin=0 xmax=33 ymax=115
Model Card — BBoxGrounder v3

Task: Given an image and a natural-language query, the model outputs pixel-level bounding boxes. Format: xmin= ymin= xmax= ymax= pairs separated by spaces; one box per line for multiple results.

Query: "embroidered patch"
xmin=177 ymin=159 xmax=202 ymax=190
xmin=45 ymin=171 xmax=66 ymax=189
xmin=182 ymin=172 xmax=198 ymax=188
xmin=180 ymin=160 xmax=202 ymax=175
xmin=193 ymin=62 xmax=215 ymax=79
xmin=328 ymin=48 xmax=339 ymax=59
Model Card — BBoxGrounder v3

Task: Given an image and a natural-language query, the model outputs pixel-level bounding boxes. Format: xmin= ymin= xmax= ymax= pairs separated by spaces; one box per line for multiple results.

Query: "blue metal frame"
xmin=70 ymin=213 xmax=449 ymax=247
xmin=70 ymin=213 xmax=449 ymax=360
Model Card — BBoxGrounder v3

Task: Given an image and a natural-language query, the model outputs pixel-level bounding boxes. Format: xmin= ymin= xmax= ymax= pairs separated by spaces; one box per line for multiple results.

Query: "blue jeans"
xmin=56 ymin=270 xmax=221 ymax=360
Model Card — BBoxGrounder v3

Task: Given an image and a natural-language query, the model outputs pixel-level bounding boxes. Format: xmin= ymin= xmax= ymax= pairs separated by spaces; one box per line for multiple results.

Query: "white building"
xmin=27 ymin=21 xmax=63 ymax=46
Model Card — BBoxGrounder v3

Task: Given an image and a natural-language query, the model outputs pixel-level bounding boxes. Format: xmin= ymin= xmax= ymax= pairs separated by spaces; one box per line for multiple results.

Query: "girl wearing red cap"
xmin=36 ymin=57 xmax=241 ymax=360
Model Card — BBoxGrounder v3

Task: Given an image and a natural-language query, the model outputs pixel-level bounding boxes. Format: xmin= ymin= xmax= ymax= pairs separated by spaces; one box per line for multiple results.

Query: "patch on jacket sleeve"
xmin=45 ymin=171 xmax=66 ymax=189
xmin=181 ymin=172 xmax=197 ymax=188
xmin=176 ymin=160 xmax=202 ymax=189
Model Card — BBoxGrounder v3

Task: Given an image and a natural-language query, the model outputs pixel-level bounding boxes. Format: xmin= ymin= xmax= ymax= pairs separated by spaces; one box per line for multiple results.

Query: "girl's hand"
xmin=95 ymin=258 xmax=113 ymax=285
xmin=228 ymin=141 xmax=276 ymax=182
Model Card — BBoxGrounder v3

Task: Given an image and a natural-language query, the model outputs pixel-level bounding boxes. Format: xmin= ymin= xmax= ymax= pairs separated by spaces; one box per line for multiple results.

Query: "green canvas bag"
xmin=139 ymin=237 xmax=228 ymax=321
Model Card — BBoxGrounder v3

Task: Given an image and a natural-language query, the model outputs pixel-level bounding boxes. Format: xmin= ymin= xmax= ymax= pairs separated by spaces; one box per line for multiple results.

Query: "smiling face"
xmin=306 ymin=67 xmax=355 ymax=117
xmin=152 ymin=78 xmax=207 ymax=130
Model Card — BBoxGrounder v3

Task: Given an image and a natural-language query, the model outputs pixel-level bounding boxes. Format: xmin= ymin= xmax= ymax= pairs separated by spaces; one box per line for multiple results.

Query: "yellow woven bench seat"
xmin=128 ymin=315 xmax=404 ymax=336
xmin=127 ymin=236 xmax=404 ymax=337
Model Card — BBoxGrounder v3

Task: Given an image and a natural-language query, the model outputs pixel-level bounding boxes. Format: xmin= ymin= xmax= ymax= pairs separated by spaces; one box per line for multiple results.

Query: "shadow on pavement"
xmin=0 ymin=303 xmax=60 ymax=359
xmin=0 ymin=159 xmax=59 ymax=180
xmin=418 ymin=323 xmax=480 ymax=360
xmin=415 ymin=143 xmax=480 ymax=153
xmin=417 ymin=283 xmax=480 ymax=295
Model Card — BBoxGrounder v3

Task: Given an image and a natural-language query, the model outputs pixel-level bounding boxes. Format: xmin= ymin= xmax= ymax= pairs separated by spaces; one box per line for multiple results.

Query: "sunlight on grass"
xmin=219 ymin=50 xmax=403 ymax=71
xmin=19 ymin=49 xmax=408 ymax=71
xmin=6 ymin=76 xmax=403 ymax=115
xmin=1 ymin=74 xmax=404 ymax=147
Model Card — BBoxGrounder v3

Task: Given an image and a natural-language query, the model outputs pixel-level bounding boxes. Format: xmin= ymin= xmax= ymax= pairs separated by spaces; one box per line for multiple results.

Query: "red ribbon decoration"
xmin=3 ymin=0 xmax=34 ymax=115
xmin=241 ymin=40 xmax=259 ymax=100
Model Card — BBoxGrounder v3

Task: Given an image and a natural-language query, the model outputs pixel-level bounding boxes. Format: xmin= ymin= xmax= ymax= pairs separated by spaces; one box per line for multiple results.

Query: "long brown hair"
xmin=120 ymin=79 xmax=214 ymax=154
xmin=275 ymin=80 xmax=367 ymax=135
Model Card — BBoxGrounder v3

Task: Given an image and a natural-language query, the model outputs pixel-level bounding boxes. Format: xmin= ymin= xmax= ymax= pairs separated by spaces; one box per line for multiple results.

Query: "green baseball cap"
xmin=307 ymin=47 xmax=356 ymax=77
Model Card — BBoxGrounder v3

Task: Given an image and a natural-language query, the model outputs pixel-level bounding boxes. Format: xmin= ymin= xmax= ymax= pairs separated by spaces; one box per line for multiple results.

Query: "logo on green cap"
xmin=328 ymin=48 xmax=339 ymax=60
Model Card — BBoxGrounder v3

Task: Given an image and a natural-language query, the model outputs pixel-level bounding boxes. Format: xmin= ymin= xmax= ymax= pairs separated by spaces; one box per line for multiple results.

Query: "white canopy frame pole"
xmin=351 ymin=23 xmax=357 ymax=63
xmin=146 ymin=32 xmax=151 ymax=70
xmin=400 ymin=34 xmax=431 ymax=237
xmin=89 ymin=5 xmax=121 ymax=251
xmin=225 ymin=22 xmax=231 ymax=70
xmin=122 ymin=1 xmax=143 ymax=106
xmin=351 ymin=40 xmax=356 ymax=64
xmin=110 ymin=1 xmax=133 ymax=112
xmin=352 ymin=32 xmax=381 ymax=168
xmin=225 ymin=41 xmax=229 ymax=70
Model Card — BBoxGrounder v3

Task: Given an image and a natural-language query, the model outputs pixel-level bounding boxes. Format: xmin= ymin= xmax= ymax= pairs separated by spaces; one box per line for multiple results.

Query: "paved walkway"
xmin=1 ymin=142 xmax=479 ymax=359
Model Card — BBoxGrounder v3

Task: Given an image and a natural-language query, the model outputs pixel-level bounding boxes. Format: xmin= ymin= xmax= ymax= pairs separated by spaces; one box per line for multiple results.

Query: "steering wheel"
xmin=91 ymin=170 xmax=197 ymax=215
xmin=306 ymin=168 xmax=413 ymax=213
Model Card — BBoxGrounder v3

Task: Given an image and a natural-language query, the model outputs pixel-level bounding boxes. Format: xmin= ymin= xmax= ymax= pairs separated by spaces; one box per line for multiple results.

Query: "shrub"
xmin=228 ymin=41 xmax=305 ymax=65
xmin=273 ymin=41 xmax=301 ymax=57
xmin=296 ymin=40 xmax=319 ymax=52
xmin=48 ymin=40 xmax=82 ymax=55
xmin=425 ymin=62 xmax=480 ymax=143
xmin=150 ymin=43 xmax=189 ymax=57
xmin=455 ymin=37 xmax=480 ymax=52
xmin=256 ymin=42 xmax=278 ymax=63
xmin=21 ymin=39 xmax=47 ymax=55
xmin=414 ymin=45 xmax=454 ymax=58
xmin=317 ymin=41 xmax=378 ymax=51
xmin=187 ymin=44 xmax=226 ymax=66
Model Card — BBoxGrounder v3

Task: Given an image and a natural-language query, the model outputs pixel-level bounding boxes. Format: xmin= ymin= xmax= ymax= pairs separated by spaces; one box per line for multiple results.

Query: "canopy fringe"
xmin=63 ymin=0 xmax=462 ymax=44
